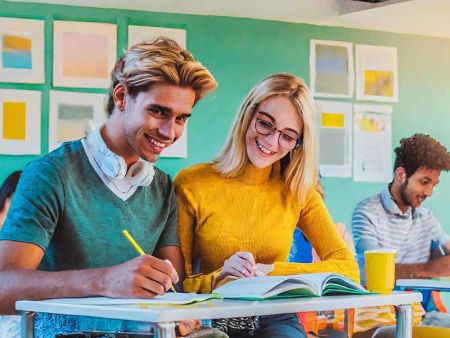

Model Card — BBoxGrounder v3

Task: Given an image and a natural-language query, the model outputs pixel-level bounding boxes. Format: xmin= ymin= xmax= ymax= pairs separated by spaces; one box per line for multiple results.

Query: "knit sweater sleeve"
xmin=271 ymin=189 xmax=360 ymax=283
xmin=174 ymin=169 xmax=221 ymax=293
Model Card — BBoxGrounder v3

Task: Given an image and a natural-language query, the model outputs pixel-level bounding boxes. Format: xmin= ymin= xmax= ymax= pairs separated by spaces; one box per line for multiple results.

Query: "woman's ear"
xmin=112 ymin=83 xmax=127 ymax=112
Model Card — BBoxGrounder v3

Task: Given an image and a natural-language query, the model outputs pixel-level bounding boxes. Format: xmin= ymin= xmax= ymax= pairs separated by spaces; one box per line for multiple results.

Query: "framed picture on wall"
xmin=49 ymin=91 xmax=107 ymax=151
xmin=0 ymin=17 xmax=44 ymax=84
xmin=128 ymin=25 xmax=186 ymax=48
xmin=0 ymin=89 xmax=41 ymax=155
xmin=310 ymin=39 xmax=354 ymax=98
xmin=316 ymin=100 xmax=352 ymax=177
xmin=355 ymin=44 xmax=398 ymax=102
xmin=353 ymin=104 xmax=392 ymax=182
xmin=53 ymin=21 xmax=117 ymax=88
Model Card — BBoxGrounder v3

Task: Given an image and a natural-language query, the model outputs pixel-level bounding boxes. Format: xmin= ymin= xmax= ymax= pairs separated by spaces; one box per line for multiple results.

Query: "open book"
xmin=213 ymin=273 xmax=369 ymax=300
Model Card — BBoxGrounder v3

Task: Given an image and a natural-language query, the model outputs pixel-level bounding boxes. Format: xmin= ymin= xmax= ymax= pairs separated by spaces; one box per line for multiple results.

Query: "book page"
xmin=42 ymin=293 xmax=218 ymax=305
xmin=213 ymin=275 xmax=317 ymax=299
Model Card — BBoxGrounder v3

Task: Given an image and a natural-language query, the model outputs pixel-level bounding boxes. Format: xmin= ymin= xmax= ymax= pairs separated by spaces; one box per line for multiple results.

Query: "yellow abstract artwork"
xmin=364 ymin=70 xmax=394 ymax=97
xmin=321 ymin=113 xmax=345 ymax=128
xmin=357 ymin=116 xmax=386 ymax=133
xmin=3 ymin=101 xmax=26 ymax=140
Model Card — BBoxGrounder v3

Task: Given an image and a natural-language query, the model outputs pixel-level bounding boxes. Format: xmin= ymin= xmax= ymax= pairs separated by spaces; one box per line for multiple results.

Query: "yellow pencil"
xmin=122 ymin=229 xmax=177 ymax=292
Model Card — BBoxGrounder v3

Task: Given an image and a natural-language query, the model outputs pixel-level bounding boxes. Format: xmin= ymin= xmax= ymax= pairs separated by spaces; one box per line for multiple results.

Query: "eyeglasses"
xmin=255 ymin=117 xmax=302 ymax=150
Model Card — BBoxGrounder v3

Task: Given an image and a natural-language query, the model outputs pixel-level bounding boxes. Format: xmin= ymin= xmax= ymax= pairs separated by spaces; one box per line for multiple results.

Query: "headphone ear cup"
xmin=126 ymin=161 xmax=155 ymax=186
xmin=141 ymin=164 xmax=155 ymax=186
xmin=100 ymin=153 xmax=127 ymax=179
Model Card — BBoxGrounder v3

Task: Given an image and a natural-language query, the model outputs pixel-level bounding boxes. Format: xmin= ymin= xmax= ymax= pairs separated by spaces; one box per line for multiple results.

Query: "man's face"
xmin=399 ymin=167 xmax=441 ymax=209
xmin=122 ymin=82 xmax=195 ymax=163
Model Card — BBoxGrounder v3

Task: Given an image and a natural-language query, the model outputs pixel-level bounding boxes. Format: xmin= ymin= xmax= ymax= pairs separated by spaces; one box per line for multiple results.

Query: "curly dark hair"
xmin=394 ymin=134 xmax=450 ymax=177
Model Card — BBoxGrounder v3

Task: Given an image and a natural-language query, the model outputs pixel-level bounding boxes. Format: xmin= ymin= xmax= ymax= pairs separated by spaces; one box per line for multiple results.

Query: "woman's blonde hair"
xmin=107 ymin=37 xmax=217 ymax=115
xmin=213 ymin=73 xmax=318 ymax=204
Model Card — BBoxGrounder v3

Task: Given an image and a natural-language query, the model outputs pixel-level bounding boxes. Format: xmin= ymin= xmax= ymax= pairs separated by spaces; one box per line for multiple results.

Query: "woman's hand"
xmin=220 ymin=251 xmax=257 ymax=278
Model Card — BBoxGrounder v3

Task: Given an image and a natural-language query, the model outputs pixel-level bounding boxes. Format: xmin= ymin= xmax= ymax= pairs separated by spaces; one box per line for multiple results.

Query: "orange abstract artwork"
xmin=62 ymin=32 xmax=109 ymax=78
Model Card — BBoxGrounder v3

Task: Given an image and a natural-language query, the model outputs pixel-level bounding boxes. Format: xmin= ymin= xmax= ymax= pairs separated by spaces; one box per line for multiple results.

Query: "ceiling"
xmin=7 ymin=0 xmax=450 ymax=39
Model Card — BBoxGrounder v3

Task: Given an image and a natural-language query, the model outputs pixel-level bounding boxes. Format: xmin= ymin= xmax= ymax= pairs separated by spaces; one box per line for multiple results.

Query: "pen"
xmin=122 ymin=229 xmax=177 ymax=293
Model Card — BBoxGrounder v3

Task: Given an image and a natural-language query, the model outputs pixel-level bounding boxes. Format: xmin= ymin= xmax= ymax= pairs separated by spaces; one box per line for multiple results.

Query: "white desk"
xmin=17 ymin=291 xmax=421 ymax=338
xmin=397 ymin=279 xmax=450 ymax=292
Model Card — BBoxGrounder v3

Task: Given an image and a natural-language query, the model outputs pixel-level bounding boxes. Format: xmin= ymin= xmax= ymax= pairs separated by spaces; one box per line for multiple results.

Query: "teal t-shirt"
xmin=0 ymin=140 xmax=179 ymax=271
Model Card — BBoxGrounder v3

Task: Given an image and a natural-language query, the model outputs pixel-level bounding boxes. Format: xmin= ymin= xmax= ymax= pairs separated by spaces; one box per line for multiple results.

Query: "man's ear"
xmin=395 ymin=167 xmax=407 ymax=183
xmin=112 ymin=83 xmax=127 ymax=112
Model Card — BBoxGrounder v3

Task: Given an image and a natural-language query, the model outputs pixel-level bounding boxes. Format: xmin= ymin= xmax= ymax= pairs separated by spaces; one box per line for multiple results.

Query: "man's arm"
xmin=397 ymin=216 xmax=450 ymax=279
xmin=0 ymin=241 xmax=179 ymax=315
xmin=396 ymin=256 xmax=450 ymax=279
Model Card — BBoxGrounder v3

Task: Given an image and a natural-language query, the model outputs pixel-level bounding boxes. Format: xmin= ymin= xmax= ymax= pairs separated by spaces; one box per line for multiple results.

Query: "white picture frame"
xmin=355 ymin=44 xmax=399 ymax=102
xmin=310 ymin=39 xmax=354 ymax=98
xmin=353 ymin=104 xmax=393 ymax=182
xmin=128 ymin=25 xmax=186 ymax=48
xmin=0 ymin=17 xmax=44 ymax=84
xmin=49 ymin=91 xmax=107 ymax=151
xmin=53 ymin=21 xmax=117 ymax=88
xmin=0 ymin=89 xmax=41 ymax=155
xmin=316 ymin=100 xmax=353 ymax=177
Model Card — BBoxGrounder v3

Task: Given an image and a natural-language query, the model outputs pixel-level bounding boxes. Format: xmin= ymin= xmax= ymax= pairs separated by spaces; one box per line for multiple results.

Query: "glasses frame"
xmin=254 ymin=117 xmax=302 ymax=150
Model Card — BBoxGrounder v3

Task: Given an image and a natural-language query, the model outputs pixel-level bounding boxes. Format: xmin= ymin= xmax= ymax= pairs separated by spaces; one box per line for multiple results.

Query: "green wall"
xmin=1 ymin=0 xmax=449 ymax=233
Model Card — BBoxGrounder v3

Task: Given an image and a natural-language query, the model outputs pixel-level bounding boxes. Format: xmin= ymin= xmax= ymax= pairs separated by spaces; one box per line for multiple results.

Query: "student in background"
xmin=0 ymin=38 xmax=217 ymax=318
xmin=0 ymin=170 xmax=21 ymax=230
xmin=175 ymin=73 xmax=359 ymax=338
xmin=352 ymin=133 xmax=450 ymax=335
xmin=353 ymin=134 xmax=450 ymax=278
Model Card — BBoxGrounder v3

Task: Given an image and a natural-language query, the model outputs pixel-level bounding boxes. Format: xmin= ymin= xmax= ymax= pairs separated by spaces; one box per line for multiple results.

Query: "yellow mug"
xmin=364 ymin=249 xmax=396 ymax=295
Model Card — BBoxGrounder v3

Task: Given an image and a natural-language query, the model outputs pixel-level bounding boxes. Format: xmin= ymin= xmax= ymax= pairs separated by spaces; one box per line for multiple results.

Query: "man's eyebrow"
xmin=148 ymin=104 xmax=172 ymax=113
xmin=422 ymin=176 xmax=439 ymax=184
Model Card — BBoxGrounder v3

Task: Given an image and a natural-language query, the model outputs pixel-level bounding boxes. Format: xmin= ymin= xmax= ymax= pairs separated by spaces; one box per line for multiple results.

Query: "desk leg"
xmin=395 ymin=304 xmax=412 ymax=338
xmin=157 ymin=321 xmax=176 ymax=338
xmin=20 ymin=312 xmax=35 ymax=338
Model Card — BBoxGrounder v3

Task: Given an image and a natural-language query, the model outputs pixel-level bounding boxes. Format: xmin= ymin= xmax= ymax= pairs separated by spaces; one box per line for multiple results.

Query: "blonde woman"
xmin=175 ymin=73 xmax=358 ymax=338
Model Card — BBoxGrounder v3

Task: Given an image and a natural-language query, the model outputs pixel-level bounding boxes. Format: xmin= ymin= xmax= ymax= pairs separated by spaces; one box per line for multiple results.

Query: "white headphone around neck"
xmin=87 ymin=129 xmax=155 ymax=186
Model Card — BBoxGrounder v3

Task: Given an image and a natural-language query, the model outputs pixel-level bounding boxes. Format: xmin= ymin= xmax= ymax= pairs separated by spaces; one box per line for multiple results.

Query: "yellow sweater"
xmin=174 ymin=163 xmax=359 ymax=293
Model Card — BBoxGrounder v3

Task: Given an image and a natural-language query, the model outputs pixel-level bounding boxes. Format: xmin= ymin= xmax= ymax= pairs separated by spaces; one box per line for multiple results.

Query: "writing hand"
xmin=101 ymin=255 xmax=179 ymax=298
xmin=220 ymin=251 xmax=257 ymax=279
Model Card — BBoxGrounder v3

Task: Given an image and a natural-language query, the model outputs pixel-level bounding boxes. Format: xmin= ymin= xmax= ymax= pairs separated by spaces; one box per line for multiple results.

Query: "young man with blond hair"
xmin=0 ymin=38 xmax=217 ymax=315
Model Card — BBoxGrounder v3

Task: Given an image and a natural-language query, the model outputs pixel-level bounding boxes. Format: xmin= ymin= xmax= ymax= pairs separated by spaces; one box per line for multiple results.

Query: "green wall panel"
xmin=1 ymin=0 xmax=449 ymax=234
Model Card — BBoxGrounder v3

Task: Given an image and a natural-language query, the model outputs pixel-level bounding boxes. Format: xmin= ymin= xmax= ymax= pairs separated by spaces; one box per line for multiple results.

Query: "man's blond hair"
xmin=107 ymin=37 xmax=217 ymax=115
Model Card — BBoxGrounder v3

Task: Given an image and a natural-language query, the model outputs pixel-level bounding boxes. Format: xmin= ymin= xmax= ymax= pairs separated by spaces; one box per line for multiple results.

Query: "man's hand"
xmin=101 ymin=255 xmax=179 ymax=298
xmin=220 ymin=251 xmax=257 ymax=279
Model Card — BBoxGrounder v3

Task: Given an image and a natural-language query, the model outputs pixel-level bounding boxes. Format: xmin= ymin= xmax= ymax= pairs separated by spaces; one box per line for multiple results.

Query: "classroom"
xmin=1 ymin=1 xmax=450 ymax=337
